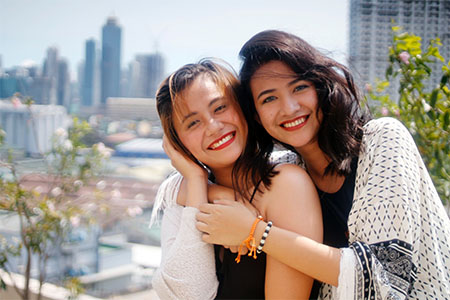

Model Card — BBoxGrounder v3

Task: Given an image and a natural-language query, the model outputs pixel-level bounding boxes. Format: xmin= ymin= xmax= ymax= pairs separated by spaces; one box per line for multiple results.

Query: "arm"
xmin=197 ymin=118 xmax=439 ymax=298
xmin=333 ymin=118 xmax=436 ymax=299
xmin=261 ymin=164 xmax=323 ymax=299
xmin=197 ymin=181 xmax=340 ymax=287
xmin=152 ymin=205 xmax=218 ymax=300
xmin=152 ymin=137 xmax=218 ymax=299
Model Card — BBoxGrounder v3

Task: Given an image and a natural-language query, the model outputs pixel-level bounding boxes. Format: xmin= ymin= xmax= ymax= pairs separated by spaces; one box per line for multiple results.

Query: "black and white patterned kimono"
xmin=320 ymin=117 xmax=450 ymax=299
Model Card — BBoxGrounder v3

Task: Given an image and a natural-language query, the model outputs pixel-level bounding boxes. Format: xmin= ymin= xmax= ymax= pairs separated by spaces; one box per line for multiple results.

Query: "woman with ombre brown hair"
xmin=150 ymin=58 xmax=322 ymax=299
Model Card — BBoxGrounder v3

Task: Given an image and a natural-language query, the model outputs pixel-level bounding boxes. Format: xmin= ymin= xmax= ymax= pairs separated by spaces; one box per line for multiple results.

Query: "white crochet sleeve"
xmin=151 ymin=173 xmax=218 ymax=300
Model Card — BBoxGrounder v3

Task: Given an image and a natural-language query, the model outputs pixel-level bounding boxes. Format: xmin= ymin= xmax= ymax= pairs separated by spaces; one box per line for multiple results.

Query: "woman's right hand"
xmin=163 ymin=135 xmax=207 ymax=180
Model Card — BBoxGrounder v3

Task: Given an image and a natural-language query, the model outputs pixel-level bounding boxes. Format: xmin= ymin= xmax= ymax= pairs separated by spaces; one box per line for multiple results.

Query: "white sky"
xmin=0 ymin=0 xmax=349 ymax=77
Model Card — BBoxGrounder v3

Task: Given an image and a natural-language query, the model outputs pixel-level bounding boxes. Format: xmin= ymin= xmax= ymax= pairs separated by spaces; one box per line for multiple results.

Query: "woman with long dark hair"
xmin=195 ymin=30 xmax=450 ymax=299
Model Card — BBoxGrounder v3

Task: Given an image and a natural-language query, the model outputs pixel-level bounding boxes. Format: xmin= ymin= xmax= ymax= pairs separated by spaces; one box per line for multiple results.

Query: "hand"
xmin=162 ymin=135 xmax=207 ymax=180
xmin=196 ymin=199 xmax=258 ymax=246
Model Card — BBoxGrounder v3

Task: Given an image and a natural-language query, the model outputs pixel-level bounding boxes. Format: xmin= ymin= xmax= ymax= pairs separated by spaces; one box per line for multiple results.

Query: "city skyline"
xmin=0 ymin=0 xmax=349 ymax=77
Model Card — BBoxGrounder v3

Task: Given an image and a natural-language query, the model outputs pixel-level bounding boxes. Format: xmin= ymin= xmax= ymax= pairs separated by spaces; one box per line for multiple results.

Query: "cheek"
xmin=179 ymin=132 xmax=199 ymax=155
xmin=256 ymin=108 xmax=275 ymax=128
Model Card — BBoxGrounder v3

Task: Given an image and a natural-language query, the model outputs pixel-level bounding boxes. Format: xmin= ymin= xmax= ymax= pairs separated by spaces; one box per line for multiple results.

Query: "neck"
xmin=210 ymin=165 xmax=234 ymax=188
xmin=296 ymin=142 xmax=345 ymax=193
xmin=296 ymin=142 xmax=328 ymax=178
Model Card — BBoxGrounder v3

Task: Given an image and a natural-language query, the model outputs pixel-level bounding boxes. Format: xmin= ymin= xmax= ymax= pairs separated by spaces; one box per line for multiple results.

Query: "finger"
xmin=198 ymin=203 xmax=216 ymax=214
xmin=239 ymin=247 xmax=248 ymax=255
xmin=195 ymin=220 xmax=210 ymax=233
xmin=229 ymin=246 xmax=239 ymax=253
xmin=201 ymin=233 xmax=212 ymax=244
xmin=196 ymin=211 xmax=210 ymax=223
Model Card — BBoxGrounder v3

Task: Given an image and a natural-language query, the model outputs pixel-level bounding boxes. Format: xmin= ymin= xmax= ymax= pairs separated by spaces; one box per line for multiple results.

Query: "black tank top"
xmin=214 ymin=246 xmax=266 ymax=299
xmin=309 ymin=157 xmax=357 ymax=299
xmin=214 ymin=180 xmax=266 ymax=300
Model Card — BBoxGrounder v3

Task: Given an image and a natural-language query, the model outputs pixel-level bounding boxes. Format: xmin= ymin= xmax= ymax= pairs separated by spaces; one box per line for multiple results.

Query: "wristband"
xmin=256 ymin=221 xmax=272 ymax=254
xmin=235 ymin=216 xmax=263 ymax=263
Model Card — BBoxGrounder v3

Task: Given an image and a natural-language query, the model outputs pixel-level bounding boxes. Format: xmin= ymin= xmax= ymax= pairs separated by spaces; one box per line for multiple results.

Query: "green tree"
xmin=367 ymin=26 xmax=449 ymax=204
xmin=0 ymin=97 xmax=111 ymax=299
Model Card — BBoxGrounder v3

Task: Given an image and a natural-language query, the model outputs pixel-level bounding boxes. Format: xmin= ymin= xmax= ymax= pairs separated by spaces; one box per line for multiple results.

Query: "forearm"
xmin=255 ymin=222 xmax=341 ymax=286
xmin=184 ymin=175 xmax=208 ymax=208
xmin=154 ymin=206 xmax=218 ymax=299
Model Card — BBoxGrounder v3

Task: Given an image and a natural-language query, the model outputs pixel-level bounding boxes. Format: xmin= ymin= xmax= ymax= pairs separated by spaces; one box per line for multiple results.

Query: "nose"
xmin=281 ymin=95 xmax=301 ymax=115
xmin=205 ymin=117 xmax=224 ymax=136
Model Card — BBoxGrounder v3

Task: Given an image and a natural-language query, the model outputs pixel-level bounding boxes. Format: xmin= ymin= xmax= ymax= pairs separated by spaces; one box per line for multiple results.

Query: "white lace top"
xmin=323 ymin=118 xmax=450 ymax=299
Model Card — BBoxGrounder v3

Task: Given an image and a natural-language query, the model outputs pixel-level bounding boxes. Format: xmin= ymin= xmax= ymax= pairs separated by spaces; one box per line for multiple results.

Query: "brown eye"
xmin=293 ymin=84 xmax=308 ymax=92
xmin=187 ymin=120 xmax=199 ymax=129
xmin=214 ymin=105 xmax=226 ymax=113
xmin=262 ymin=96 xmax=276 ymax=104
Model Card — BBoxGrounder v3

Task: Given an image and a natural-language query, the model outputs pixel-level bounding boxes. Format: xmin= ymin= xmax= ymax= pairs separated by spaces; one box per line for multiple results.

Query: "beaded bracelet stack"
xmin=256 ymin=221 xmax=273 ymax=254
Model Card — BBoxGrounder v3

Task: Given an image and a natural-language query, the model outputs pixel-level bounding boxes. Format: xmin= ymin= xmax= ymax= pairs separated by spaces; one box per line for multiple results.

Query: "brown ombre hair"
xmin=156 ymin=58 xmax=279 ymax=200
xmin=156 ymin=59 xmax=241 ymax=165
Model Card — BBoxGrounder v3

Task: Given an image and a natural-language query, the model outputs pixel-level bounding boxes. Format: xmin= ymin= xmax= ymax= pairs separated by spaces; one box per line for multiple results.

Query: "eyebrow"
xmin=255 ymin=78 xmax=303 ymax=101
xmin=256 ymin=89 xmax=276 ymax=101
xmin=181 ymin=97 xmax=223 ymax=123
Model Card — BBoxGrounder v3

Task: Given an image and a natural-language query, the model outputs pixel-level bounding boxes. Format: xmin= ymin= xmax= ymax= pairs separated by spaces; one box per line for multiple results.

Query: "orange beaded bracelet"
xmin=235 ymin=215 xmax=263 ymax=263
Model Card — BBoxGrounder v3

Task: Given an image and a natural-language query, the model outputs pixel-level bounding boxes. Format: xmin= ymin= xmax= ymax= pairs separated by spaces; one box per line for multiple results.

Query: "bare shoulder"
xmin=271 ymin=163 xmax=314 ymax=189
xmin=262 ymin=164 xmax=322 ymax=238
xmin=259 ymin=163 xmax=318 ymax=210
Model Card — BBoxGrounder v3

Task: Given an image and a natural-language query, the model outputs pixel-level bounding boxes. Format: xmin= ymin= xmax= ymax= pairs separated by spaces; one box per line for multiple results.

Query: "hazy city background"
xmin=0 ymin=0 xmax=449 ymax=299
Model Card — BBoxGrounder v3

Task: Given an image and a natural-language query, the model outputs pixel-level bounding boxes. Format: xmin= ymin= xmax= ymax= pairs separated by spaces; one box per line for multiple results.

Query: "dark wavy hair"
xmin=156 ymin=58 xmax=278 ymax=200
xmin=234 ymin=30 xmax=370 ymax=192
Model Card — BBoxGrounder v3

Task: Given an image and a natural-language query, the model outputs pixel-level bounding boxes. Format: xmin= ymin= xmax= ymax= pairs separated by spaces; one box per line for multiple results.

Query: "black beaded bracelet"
xmin=256 ymin=221 xmax=273 ymax=254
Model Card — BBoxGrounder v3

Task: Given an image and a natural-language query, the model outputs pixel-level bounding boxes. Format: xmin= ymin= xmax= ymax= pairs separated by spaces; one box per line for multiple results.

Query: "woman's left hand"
xmin=196 ymin=199 xmax=258 ymax=246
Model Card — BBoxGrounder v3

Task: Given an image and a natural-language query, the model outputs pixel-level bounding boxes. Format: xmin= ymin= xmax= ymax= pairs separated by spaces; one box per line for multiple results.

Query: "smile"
xmin=280 ymin=116 xmax=308 ymax=131
xmin=208 ymin=131 xmax=236 ymax=150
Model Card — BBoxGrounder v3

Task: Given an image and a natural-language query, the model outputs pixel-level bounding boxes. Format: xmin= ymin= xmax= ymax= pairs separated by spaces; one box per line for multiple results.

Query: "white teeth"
xmin=211 ymin=133 xmax=233 ymax=149
xmin=282 ymin=117 xmax=305 ymax=128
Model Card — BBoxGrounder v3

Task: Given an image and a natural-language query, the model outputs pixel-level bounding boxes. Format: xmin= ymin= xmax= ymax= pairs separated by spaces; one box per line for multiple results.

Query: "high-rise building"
xmin=43 ymin=47 xmax=59 ymax=105
xmin=82 ymin=39 xmax=97 ymax=107
xmin=129 ymin=53 xmax=165 ymax=98
xmin=57 ymin=59 xmax=70 ymax=108
xmin=101 ymin=17 xmax=122 ymax=105
xmin=349 ymin=0 xmax=450 ymax=96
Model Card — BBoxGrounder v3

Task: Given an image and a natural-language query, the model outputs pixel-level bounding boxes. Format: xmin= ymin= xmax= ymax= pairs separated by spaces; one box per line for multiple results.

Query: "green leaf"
xmin=440 ymin=75 xmax=449 ymax=88
xmin=386 ymin=65 xmax=393 ymax=78
xmin=444 ymin=111 xmax=449 ymax=130
xmin=430 ymin=90 xmax=439 ymax=108
xmin=0 ymin=278 xmax=6 ymax=290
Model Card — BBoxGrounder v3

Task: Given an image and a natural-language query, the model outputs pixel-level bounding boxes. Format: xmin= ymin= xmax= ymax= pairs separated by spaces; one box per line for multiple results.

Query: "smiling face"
xmin=173 ymin=74 xmax=248 ymax=171
xmin=250 ymin=60 xmax=322 ymax=154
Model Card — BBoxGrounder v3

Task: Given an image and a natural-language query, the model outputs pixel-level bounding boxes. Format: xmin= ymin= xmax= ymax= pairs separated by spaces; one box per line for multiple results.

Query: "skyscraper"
xmin=349 ymin=0 xmax=450 ymax=95
xmin=101 ymin=17 xmax=122 ymax=105
xmin=130 ymin=53 xmax=165 ymax=98
xmin=57 ymin=59 xmax=70 ymax=107
xmin=43 ymin=47 xmax=59 ymax=105
xmin=82 ymin=39 xmax=96 ymax=107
